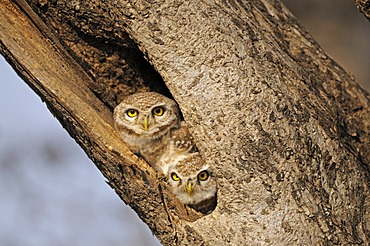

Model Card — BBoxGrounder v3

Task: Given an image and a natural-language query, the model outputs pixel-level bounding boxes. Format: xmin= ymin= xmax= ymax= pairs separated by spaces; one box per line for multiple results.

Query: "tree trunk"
xmin=1 ymin=0 xmax=369 ymax=245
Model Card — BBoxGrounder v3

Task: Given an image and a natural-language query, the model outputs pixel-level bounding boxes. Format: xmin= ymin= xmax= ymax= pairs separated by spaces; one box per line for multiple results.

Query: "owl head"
xmin=167 ymin=154 xmax=217 ymax=205
xmin=114 ymin=92 xmax=181 ymax=141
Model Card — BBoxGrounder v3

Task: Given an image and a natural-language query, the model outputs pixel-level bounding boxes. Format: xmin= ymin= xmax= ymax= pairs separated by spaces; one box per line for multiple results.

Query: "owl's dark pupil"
xmin=155 ymin=108 xmax=162 ymax=114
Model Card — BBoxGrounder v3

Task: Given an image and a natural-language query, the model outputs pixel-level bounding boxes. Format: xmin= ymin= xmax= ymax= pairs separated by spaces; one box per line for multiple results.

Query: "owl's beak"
xmin=186 ymin=183 xmax=193 ymax=196
xmin=142 ymin=116 xmax=150 ymax=131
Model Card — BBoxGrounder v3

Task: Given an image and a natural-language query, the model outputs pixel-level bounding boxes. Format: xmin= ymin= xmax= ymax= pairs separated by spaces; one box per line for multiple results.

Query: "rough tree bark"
xmin=354 ymin=0 xmax=370 ymax=21
xmin=1 ymin=0 xmax=369 ymax=245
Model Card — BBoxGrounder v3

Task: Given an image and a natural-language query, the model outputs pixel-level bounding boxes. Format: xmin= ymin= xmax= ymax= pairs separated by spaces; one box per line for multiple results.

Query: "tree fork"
xmin=1 ymin=0 xmax=370 ymax=245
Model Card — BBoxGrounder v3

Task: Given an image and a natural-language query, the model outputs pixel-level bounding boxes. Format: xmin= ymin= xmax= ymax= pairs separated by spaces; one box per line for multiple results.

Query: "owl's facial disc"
xmin=139 ymin=105 xmax=167 ymax=132
xmin=139 ymin=114 xmax=156 ymax=132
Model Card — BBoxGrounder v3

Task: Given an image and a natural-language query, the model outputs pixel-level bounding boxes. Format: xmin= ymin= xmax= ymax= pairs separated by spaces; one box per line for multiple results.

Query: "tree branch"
xmin=1 ymin=0 xmax=370 ymax=244
xmin=0 ymin=1 xmax=202 ymax=245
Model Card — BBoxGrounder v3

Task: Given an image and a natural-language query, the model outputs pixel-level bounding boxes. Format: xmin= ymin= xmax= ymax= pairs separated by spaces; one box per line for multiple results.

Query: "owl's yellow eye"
xmin=197 ymin=170 xmax=209 ymax=181
xmin=171 ymin=172 xmax=180 ymax=181
xmin=126 ymin=109 xmax=138 ymax=118
xmin=152 ymin=106 xmax=165 ymax=116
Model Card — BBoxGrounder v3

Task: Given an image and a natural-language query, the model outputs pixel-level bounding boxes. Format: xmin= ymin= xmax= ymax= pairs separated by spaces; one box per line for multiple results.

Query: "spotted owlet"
xmin=114 ymin=92 xmax=196 ymax=174
xmin=167 ymin=153 xmax=217 ymax=210
xmin=114 ymin=92 xmax=217 ymax=211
